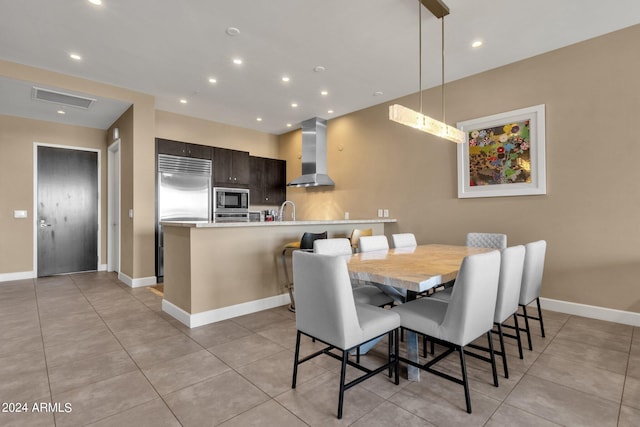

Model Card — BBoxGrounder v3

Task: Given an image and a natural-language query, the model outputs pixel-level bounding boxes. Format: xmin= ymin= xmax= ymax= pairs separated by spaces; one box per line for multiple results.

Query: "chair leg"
xmin=337 ymin=349 xmax=349 ymax=419
xmin=513 ymin=313 xmax=524 ymax=359
xmin=536 ymin=297 xmax=546 ymax=337
xmin=388 ymin=331 xmax=393 ymax=378
xmin=292 ymin=331 xmax=301 ymax=388
xmin=496 ymin=323 xmax=508 ymax=379
xmin=487 ymin=331 xmax=499 ymax=387
xmin=458 ymin=346 xmax=472 ymax=414
xmin=394 ymin=329 xmax=400 ymax=385
xmin=521 ymin=304 xmax=533 ymax=351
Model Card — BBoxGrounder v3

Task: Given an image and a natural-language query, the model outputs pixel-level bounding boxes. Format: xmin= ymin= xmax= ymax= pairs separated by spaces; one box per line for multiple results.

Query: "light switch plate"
xmin=129 ymin=209 xmax=134 ymax=218
xmin=377 ymin=209 xmax=383 ymax=218
xmin=383 ymin=209 xmax=389 ymax=218
xmin=14 ymin=210 xmax=28 ymax=218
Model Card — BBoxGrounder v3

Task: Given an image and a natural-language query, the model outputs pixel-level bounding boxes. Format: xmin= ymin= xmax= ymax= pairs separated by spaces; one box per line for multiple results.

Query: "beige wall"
xmin=0 ymin=115 xmax=107 ymax=273
xmin=155 ymin=110 xmax=280 ymax=158
xmin=0 ymin=60 xmax=155 ymax=280
xmin=280 ymin=24 xmax=640 ymax=313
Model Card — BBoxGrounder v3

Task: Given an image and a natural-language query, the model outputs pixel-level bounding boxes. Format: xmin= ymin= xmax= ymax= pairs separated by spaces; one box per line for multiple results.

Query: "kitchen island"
xmin=161 ymin=219 xmax=397 ymax=327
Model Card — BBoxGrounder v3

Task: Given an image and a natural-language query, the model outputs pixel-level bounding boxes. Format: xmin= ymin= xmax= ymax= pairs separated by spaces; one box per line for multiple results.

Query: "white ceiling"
xmin=1 ymin=0 xmax=639 ymax=134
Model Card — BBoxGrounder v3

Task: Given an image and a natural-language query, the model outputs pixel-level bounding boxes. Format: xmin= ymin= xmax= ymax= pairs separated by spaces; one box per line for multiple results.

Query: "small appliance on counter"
xmin=213 ymin=187 xmax=249 ymax=222
xmin=249 ymin=211 xmax=263 ymax=222
xmin=263 ymin=209 xmax=278 ymax=222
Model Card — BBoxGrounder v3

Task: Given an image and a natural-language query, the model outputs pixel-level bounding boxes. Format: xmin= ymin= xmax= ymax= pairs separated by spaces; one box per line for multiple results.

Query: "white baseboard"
xmin=540 ymin=297 xmax=640 ymax=327
xmin=163 ymin=293 xmax=291 ymax=328
xmin=0 ymin=271 xmax=35 ymax=282
xmin=117 ymin=272 xmax=157 ymax=288
xmin=98 ymin=264 xmax=107 ymax=271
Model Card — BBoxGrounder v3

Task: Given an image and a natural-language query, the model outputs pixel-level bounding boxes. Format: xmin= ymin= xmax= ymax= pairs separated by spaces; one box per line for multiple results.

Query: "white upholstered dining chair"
xmin=391 ymin=233 xmax=417 ymax=248
xmin=392 ymin=250 xmax=501 ymax=413
xmin=466 ymin=232 xmax=507 ymax=249
xmin=430 ymin=245 xmax=526 ymax=378
xmin=517 ymin=240 xmax=547 ymax=351
xmin=291 ymin=251 xmax=400 ymax=419
xmin=313 ymin=238 xmax=394 ymax=308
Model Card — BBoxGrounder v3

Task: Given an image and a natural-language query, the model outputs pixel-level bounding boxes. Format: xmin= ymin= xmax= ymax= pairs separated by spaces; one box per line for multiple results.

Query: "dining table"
xmin=346 ymin=244 xmax=494 ymax=380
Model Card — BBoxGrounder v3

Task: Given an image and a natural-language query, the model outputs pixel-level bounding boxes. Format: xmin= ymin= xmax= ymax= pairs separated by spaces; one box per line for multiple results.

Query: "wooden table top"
xmin=346 ymin=244 xmax=494 ymax=293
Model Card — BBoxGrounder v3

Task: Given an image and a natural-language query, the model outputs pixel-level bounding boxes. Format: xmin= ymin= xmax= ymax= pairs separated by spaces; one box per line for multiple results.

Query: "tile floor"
xmin=0 ymin=271 xmax=639 ymax=426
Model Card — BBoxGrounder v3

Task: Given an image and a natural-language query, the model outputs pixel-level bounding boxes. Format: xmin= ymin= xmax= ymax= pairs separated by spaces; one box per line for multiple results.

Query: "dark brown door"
xmin=37 ymin=146 xmax=98 ymax=276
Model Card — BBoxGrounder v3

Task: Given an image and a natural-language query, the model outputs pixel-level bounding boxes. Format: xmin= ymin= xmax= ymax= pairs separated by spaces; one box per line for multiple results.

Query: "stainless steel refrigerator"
xmin=156 ymin=154 xmax=212 ymax=279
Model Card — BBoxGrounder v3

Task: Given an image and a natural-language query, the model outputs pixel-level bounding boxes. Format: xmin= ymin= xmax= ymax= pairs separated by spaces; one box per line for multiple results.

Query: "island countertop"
xmin=161 ymin=218 xmax=397 ymax=328
xmin=161 ymin=218 xmax=397 ymax=228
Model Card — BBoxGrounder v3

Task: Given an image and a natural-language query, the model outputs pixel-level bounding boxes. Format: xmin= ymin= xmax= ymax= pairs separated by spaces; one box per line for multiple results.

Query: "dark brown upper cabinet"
xmin=156 ymin=138 xmax=212 ymax=160
xmin=249 ymin=156 xmax=286 ymax=205
xmin=212 ymin=147 xmax=250 ymax=187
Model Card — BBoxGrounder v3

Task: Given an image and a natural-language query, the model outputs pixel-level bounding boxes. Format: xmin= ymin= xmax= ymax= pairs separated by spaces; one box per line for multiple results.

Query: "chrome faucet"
xmin=279 ymin=200 xmax=296 ymax=222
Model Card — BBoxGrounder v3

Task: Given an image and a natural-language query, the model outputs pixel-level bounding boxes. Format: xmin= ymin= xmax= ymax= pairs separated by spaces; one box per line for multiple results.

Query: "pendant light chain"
xmin=441 ymin=15 xmax=446 ymax=124
xmin=418 ymin=0 xmax=423 ymax=114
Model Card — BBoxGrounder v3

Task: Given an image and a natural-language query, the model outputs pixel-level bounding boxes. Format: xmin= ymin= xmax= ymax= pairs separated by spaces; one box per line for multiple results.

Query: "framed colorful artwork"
xmin=456 ymin=104 xmax=546 ymax=198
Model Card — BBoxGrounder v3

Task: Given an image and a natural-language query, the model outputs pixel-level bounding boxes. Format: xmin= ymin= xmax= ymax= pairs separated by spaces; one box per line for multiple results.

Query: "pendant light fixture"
xmin=389 ymin=0 xmax=465 ymax=144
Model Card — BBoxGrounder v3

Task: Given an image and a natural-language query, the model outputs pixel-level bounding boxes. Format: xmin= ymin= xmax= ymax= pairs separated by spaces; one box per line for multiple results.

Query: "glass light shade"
xmin=389 ymin=104 xmax=465 ymax=144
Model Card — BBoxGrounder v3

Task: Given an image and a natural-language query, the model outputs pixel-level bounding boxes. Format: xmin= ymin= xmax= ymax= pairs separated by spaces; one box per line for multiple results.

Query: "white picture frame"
xmin=456 ymin=104 xmax=546 ymax=198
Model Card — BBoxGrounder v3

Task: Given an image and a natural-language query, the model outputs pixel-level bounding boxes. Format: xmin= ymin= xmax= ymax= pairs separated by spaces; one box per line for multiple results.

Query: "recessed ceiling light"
xmin=327 ymin=109 xmax=334 ymax=114
xmin=208 ymin=77 xmax=217 ymax=84
xmin=232 ymin=58 xmax=243 ymax=65
xmin=286 ymin=123 xmax=292 ymax=128
xmin=226 ymin=27 xmax=241 ymax=36
xmin=291 ymin=103 xmax=298 ymax=108
xmin=281 ymin=76 xmax=290 ymax=82
xmin=256 ymin=117 xmax=262 ymax=122
xmin=320 ymin=90 xmax=328 ymax=96
xmin=57 ymin=109 xmax=66 ymax=115
xmin=88 ymin=0 xmax=102 ymax=5
xmin=313 ymin=65 xmax=326 ymax=73
xmin=179 ymin=99 xmax=187 ymax=104
xmin=472 ymin=40 xmax=483 ymax=48
xmin=69 ymin=53 xmax=82 ymax=61
xmin=373 ymin=91 xmax=383 ymax=96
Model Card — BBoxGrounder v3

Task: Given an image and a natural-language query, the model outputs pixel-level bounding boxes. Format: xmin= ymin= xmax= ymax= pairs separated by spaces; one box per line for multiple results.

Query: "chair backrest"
xmin=494 ymin=245 xmax=526 ymax=323
xmin=519 ymin=240 xmax=547 ymax=305
xmin=314 ymin=238 xmax=352 ymax=256
xmin=350 ymin=228 xmax=372 ymax=252
xmin=392 ymin=233 xmax=417 ymax=248
xmin=442 ymin=250 xmax=501 ymax=346
xmin=293 ymin=251 xmax=361 ymax=349
xmin=299 ymin=231 xmax=327 ymax=250
xmin=358 ymin=235 xmax=389 ymax=253
xmin=466 ymin=232 xmax=507 ymax=250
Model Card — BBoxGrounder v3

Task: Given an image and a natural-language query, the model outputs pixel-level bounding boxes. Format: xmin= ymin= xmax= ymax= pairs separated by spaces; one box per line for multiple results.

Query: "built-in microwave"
xmin=213 ymin=187 xmax=249 ymax=221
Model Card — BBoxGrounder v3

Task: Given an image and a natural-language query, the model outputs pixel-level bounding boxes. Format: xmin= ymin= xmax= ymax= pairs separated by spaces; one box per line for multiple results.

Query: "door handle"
xmin=39 ymin=220 xmax=52 ymax=228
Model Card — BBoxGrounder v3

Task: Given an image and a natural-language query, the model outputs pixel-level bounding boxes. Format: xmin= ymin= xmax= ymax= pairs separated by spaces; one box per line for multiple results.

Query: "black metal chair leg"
xmin=459 ymin=346 xmax=472 ymax=414
xmin=337 ymin=349 xmax=348 ymax=419
xmin=521 ymin=304 xmax=533 ymax=350
xmin=292 ymin=331 xmax=301 ymax=388
xmin=513 ymin=313 xmax=524 ymax=359
xmin=487 ymin=331 xmax=499 ymax=387
xmin=497 ymin=323 xmax=508 ymax=378
xmin=536 ymin=297 xmax=546 ymax=337
xmin=394 ymin=329 xmax=400 ymax=385
xmin=388 ymin=331 xmax=393 ymax=377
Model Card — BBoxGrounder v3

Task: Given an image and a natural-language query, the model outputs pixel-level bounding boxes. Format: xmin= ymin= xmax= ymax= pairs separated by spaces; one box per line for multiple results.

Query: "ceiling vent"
xmin=32 ymin=87 xmax=96 ymax=109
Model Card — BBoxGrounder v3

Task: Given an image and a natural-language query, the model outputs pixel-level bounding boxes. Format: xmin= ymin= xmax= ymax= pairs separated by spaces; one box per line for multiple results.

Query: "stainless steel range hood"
xmin=287 ymin=117 xmax=335 ymax=187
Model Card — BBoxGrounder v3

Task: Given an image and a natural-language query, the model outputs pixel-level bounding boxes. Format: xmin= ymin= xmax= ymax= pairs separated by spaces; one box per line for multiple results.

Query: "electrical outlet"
xmin=377 ymin=209 xmax=383 ymax=218
xmin=344 ymin=211 xmax=350 ymax=220
xmin=383 ymin=209 xmax=389 ymax=218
